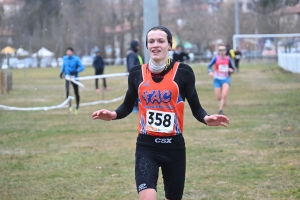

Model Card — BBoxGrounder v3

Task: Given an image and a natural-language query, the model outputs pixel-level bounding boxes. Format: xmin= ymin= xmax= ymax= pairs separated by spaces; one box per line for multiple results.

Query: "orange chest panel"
xmin=138 ymin=63 xmax=184 ymax=136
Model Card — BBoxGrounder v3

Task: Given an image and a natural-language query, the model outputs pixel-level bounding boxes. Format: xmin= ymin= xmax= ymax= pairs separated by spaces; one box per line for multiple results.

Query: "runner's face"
xmin=218 ymin=46 xmax=226 ymax=56
xmin=147 ymin=30 xmax=171 ymax=62
xmin=66 ymin=50 xmax=73 ymax=57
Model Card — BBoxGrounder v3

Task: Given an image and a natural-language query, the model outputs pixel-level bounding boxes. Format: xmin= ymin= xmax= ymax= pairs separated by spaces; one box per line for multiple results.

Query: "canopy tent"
xmin=16 ymin=48 xmax=30 ymax=56
xmin=1 ymin=46 xmax=16 ymax=69
xmin=183 ymin=42 xmax=193 ymax=49
xmin=1 ymin=46 xmax=16 ymax=55
xmin=32 ymin=47 xmax=54 ymax=57
xmin=171 ymin=35 xmax=181 ymax=50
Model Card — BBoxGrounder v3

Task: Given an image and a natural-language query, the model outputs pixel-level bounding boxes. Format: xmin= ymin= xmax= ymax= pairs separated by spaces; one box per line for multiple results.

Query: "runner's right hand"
xmin=209 ymin=72 xmax=214 ymax=77
xmin=59 ymin=72 xmax=63 ymax=79
xmin=92 ymin=109 xmax=117 ymax=121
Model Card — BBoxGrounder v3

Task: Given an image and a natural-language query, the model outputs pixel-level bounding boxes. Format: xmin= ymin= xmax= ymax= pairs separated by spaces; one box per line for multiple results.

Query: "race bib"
xmin=146 ymin=110 xmax=175 ymax=133
xmin=235 ymin=55 xmax=241 ymax=59
xmin=219 ymin=65 xmax=229 ymax=72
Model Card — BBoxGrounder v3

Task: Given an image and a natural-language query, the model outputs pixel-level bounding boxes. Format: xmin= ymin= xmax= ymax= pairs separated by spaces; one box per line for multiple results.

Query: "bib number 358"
xmin=146 ymin=110 xmax=175 ymax=133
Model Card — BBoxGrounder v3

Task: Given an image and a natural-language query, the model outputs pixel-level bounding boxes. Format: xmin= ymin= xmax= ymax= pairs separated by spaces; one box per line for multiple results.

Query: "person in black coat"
xmin=172 ymin=45 xmax=190 ymax=62
xmin=93 ymin=51 xmax=109 ymax=92
xmin=126 ymin=40 xmax=140 ymax=72
xmin=234 ymin=47 xmax=242 ymax=73
xmin=126 ymin=40 xmax=141 ymax=113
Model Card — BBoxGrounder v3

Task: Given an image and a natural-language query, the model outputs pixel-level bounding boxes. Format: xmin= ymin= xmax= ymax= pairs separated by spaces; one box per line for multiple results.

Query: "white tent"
xmin=16 ymin=48 xmax=30 ymax=56
xmin=32 ymin=47 xmax=54 ymax=57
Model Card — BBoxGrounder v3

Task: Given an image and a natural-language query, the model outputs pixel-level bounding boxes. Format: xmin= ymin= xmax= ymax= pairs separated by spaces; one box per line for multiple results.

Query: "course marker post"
xmin=102 ymin=91 xmax=104 ymax=100
xmin=6 ymin=70 xmax=12 ymax=94
xmin=0 ymin=70 xmax=4 ymax=94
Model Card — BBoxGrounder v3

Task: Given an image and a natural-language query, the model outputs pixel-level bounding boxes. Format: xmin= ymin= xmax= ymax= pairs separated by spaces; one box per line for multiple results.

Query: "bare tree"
xmin=4 ymin=0 xmax=299 ymax=60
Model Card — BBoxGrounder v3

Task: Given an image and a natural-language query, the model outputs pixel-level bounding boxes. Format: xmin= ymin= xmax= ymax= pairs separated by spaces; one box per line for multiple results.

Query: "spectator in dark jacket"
xmin=226 ymin=45 xmax=235 ymax=59
xmin=172 ymin=45 xmax=189 ymax=62
xmin=93 ymin=51 xmax=109 ymax=92
xmin=126 ymin=40 xmax=140 ymax=72
xmin=126 ymin=40 xmax=142 ymax=113
xmin=234 ymin=47 xmax=242 ymax=73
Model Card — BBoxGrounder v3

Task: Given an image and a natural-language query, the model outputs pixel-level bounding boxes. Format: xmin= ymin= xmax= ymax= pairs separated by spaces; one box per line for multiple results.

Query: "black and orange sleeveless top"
xmin=138 ymin=62 xmax=184 ymax=137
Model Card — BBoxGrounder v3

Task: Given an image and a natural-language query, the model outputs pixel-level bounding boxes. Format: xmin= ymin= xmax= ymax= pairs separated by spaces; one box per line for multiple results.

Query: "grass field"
xmin=0 ymin=63 xmax=300 ymax=200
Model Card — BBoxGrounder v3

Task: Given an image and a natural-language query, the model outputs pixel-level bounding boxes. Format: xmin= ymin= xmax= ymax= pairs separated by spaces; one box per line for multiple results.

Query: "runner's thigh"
xmin=161 ymin=149 xmax=186 ymax=200
xmin=135 ymin=145 xmax=160 ymax=193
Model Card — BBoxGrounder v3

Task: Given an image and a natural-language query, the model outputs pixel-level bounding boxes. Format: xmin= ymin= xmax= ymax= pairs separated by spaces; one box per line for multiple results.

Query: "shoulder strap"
xmin=141 ymin=64 xmax=148 ymax=80
xmin=170 ymin=62 xmax=180 ymax=80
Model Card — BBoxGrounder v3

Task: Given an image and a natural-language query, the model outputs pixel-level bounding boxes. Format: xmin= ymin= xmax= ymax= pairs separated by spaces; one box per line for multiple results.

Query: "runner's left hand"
xmin=204 ymin=115 xmax=230 ymax=127
xmin=229 ymin=68 xmax=234 ymax=73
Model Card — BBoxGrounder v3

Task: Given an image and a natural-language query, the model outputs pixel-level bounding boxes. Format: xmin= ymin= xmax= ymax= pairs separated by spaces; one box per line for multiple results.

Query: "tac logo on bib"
xmin=142 ymin=90 xmax=172 ymax=104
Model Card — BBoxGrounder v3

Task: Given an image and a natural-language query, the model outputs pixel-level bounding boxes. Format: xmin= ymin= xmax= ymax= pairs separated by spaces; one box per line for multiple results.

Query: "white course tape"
xmin=65 ymin=73 xmax=129 ymax=86
xmin=65 ymin=75 xmax=85 ymax=88
xmin=76 ymin=72 xmax=129 ymax=81
xmin=0 ymin=95 xmax=125 ymax=111
xmin=0 ymin=96 xmax=74 ymax=111
xmin=0 ymin=72 xmax=128 ymax=111
xmin=79 ymin=95 xmax=125 ymax=107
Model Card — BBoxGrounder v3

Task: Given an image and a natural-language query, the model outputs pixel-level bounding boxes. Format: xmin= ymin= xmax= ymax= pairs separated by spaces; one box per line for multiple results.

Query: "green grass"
xmin=0 ymin=63 xmax=299 ymax=200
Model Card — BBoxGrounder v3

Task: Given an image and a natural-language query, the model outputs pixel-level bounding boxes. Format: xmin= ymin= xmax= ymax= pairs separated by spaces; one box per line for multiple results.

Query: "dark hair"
xmin=176 ymin=44 xmax=183 ymax=49
xmin=66 ymin=47 xmax=74 ymax=52
xmin=146 ymin=26 xmax=172 ymax=49
xmin=130 ymin=40 xmax=139 ymax=52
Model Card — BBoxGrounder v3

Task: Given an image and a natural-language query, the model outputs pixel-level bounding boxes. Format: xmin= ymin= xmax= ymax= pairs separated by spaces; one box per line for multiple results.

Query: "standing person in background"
xmin=93 ymin=51 xmax=109 ymax=92
xmin=126 ymin=40 xmax=143 ymax=113
xmin=137 ymin=54 xmax=143 ymax=66
xmin=126 ymin=40 xmax=141 ymax=72
xmin=208 ymin=44 xmax=235 ymax=115
xmin=173 ymin=44 xmax=190 ymax=62
xmin=234 ymin=47 xmax=242 ymax=73
xmin=226 ymin=44 xmax=235 ymax=60
xmin=59 ymin=47 xmax=85 ymax=115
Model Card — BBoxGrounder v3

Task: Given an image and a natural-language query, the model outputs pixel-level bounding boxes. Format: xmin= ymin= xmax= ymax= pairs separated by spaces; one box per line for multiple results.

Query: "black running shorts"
xmin=135 ymin=134 xmax=186 ymax=200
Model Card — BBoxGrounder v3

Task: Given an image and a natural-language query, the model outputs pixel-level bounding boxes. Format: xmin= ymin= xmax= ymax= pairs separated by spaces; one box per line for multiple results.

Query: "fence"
xmin=0 ymin=70 xmax=4 ymax=94
xmin=278 ymin=52 xmax=300 ymax=73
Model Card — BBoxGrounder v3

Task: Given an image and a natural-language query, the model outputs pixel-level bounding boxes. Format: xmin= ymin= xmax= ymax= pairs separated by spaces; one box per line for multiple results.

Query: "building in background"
xmin=222 ymin=0 xmax=255 ymax=13
xmin=0 ymin=0 xmax=24 ymax=17
xmin=167 ymin=0 xmax=255 ymax=13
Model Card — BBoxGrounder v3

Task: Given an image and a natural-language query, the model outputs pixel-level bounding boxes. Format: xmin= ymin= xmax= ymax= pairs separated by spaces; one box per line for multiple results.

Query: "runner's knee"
xmin=216 ymin=93 xmax=221 ymax=101
xmin=138 ymin=188 xmax=157 ymax=200
xmin=221 ymin=93 xmax=227 ymax=99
